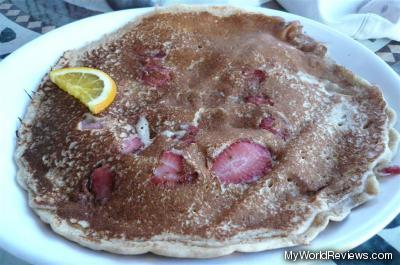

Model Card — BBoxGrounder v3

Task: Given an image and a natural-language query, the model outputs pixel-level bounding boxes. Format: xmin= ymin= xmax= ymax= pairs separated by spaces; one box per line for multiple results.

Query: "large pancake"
xmin=15 ymin=5 xmax=399 ymax=258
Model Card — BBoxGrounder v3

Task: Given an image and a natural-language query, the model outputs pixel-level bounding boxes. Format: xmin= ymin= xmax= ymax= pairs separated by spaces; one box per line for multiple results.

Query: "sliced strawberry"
xmin=141 ymin=65 xmax=171 ymax=87
xmin=120 ymin=135 xmax=144 ymax=154
xmin=139 ymin=50 xmax=166 ymax=67
xmin=152 ymin=151 xmax=183 ymax=185
xmin=136 ymin=48 xmax=171 ymax=87
xmin=180 ymin=125 xmax=199 ymax=144
xmin=245 ymin=95 xmax=274 ymax=106
xmin=151 ymin=172 xmax=180 ymax=185
xmin=158 ymin=151 xmax=183 ymax=172
xmin=153 ymin=50 xmax=166 ymax=58
xmin=242 ymin=69 xmax=267 ymax=91
xmin=151 ymin=151 xmax=197 ymax=185
xmin=211 ymin=140 xmax=273 ymax=184
xmin=78 ymin=116 xmax=103 ymax=130
xmin=90 ymin=165 xmax=114 ymax=204
xmin=260 ymin=116 xmax=290 ymax=141
xmin=134 ymin=46 xmax=166 ymax=60
xmin=242 ymin=69 xmax=267 ymax=83
xmin=260 ymin=116 xmax=277 ymax=133
xmin=151 ymin=172 xmax=198 ymax=186
xmin=380 ymin=166 xmax=400 ymax=176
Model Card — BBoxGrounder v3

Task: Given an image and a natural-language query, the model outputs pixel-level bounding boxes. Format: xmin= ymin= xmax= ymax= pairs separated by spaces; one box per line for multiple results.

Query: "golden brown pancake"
xmin=15 ymin=6 xmax=399 ymax=258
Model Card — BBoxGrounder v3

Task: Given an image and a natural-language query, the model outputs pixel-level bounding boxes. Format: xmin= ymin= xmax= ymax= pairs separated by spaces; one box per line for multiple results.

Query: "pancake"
xmin=15 ymin=6 xmax=399 ymax=258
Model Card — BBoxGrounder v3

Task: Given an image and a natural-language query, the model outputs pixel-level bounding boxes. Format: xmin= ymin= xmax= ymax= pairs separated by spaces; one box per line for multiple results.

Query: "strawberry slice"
xmin=260 ymin=116 xmax=277 ymax=132
xmin=260 ymin=116 xmax=290 ymax=141
xmin=78 ymin=115 xmax=104 ymax=130
xmin=242 ymin=69 xmax=267 ymax=83
xmin=133 ymin=46 xmax=166 ymax=62
xmin=151 ymin=151 xmax=197 ymax=185
xmin=157 ymin=151 xmax=183 ymax=173
xmin=152 ymin=151 xmax=183 ymax=185
xmin=211 ymin=140 xmax=273 ymax=184
xmin=151 ymin=171 xmax=180 ymax=184
xmin=380 ymin=166 xmax=400 ymax=176
xmin=90 ymin=165 xmax=114 ymax=204
xmin=180 ymin=125 xmax=199 ymax=144
xmin=136 ymin=49 xmax=171 ymax=87
xmin=245 ymin=95 xmax=274 ymax=106
xmin=139 ymin=50 xmax=166 ymax=67
xmin=141 ymin=65 xmax=171 ymax=87
xmin=242 ymin=69 xmax=267 ymax=90
xmin=120 ymin=135 xmax=144 ymax=154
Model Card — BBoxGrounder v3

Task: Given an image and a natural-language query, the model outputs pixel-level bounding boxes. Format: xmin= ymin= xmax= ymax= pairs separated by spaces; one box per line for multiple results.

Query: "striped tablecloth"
xmin=0 ymin=0 xmax=399 ymax=264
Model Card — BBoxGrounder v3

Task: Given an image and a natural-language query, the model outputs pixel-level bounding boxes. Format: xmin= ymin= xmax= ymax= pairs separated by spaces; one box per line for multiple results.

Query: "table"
xmin=1 ymin=0 xmax=399 ymax=264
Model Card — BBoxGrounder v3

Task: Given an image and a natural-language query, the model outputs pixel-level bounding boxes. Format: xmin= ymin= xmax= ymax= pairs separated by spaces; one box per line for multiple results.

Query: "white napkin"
xmin=276 ymin=0 xmax=400 ymax=40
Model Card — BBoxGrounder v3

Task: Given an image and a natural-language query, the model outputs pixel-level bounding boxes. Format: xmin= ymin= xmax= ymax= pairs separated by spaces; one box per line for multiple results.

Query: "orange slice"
xmin=49 ymin=67 xmax=117 ymax=114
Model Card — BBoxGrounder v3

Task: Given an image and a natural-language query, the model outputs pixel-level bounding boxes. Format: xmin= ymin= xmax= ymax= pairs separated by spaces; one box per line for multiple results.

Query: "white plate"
xmin=0 ymin=5 xmax=399 ymax=265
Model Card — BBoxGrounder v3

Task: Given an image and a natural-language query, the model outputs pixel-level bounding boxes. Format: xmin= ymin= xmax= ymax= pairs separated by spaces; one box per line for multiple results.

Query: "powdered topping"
xmin=211 ymin=140 xmax=273 ymax=184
